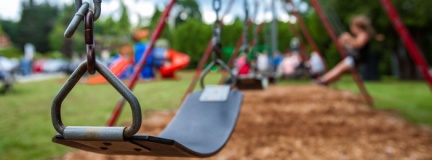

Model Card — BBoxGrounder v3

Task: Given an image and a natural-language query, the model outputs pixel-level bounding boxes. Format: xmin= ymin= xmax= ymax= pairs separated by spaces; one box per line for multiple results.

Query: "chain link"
xmin=65 ymin=0 xmax=102 ymax=38
xmin=199 ymin=0 xmax=236 ymax=88
xmin=213 ymin=0 xmax=222 ymax=13
xmin=85 ymin=11 xmax=96 ymax=74
xmin=63 ymin=0 xmax=103 ymax=74
xmin=252 ymin=0 xmax=259 ymax=56
xmin=240 ymin=0 xmax=250 ymax=53
xmin=212 ymin=0 xmax=223 ymax=60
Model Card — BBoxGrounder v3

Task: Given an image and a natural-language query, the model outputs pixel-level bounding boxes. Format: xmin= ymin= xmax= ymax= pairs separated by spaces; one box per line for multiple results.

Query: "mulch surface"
xmin=58 ymin=85 xmax=432 ymax=160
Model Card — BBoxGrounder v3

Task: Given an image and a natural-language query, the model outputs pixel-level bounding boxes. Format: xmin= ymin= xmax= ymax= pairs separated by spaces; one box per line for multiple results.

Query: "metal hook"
xmin=64 ymin=2 xmax=89 ymax=38
xmin=65 ymin=0 xmax=102 ymax=38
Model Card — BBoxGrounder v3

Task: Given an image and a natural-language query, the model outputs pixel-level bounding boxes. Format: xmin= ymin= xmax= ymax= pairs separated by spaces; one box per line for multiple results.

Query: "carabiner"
xmin=85 ymin=10 xmax=96 ymax=74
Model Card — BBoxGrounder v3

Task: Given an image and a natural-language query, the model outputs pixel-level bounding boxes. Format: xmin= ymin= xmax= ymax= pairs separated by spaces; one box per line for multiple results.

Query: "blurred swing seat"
xmin=236 ymin=74 xmax=268 ymax=90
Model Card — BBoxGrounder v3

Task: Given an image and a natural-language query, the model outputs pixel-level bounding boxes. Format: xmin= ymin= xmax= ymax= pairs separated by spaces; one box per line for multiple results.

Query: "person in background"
xmin=256 ymin=52 xmax=269 ymax=74
xmin=315 ymin=15 xmax=375 ymax=85
xmin=277 ymin=50 xmax=301 ymax=78
xmin=234 ymin=53 xmax=250 ymax=76
xmin=308 ymin=51 xmax=325 ymax=78
xmin=270 ymin=51 xmax=283 ymax=72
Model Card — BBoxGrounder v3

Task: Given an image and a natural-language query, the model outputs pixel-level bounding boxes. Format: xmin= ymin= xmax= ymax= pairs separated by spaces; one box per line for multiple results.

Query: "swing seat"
xmin=53 ymin=89 xmax=243 ymax=157
xmin=236 ymin=74 xmax=268 ymax=90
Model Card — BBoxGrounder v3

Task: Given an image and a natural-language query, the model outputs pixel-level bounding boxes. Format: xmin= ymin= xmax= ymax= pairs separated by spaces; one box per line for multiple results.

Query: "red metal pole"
xmin=380 ymin=0 xmax=432 ymax=91
xmin=285 ymin=0 xmax=327 ymax=70
xmin=106 ymin=0 xmax=177 ymax=126
xmin=309 ymin=0 xmax=347 ymax=57
xmin=181 ymin=41 xmax=213 ymax=101
xmin=309 ymin=0 xmax=373 ymax=105
xmin=182 ymin=0 xmax=236 ymax=100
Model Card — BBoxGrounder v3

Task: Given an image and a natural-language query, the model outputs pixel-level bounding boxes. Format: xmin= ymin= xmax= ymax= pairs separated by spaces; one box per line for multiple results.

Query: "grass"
xmin=332 ymin=76 xmax=432 ymax=124
xmin=0 ymin=72 xmax=431 ymax=159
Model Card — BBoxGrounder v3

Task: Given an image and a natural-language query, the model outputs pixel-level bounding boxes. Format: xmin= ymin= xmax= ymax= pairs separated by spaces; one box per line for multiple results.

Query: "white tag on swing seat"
xmin=200 ymin=85 xmax=231 ymax=102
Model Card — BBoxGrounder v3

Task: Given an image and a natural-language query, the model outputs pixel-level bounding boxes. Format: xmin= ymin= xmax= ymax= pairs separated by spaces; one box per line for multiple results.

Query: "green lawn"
xmin=331 ymin=76 xmax=432 ymax=124
xmin=0 ymin=73 xmax=431 ymax=160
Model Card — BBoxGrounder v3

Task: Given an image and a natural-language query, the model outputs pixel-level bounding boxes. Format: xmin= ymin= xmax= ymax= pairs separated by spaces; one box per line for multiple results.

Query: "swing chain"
xmin=213 ymin=0 xmax=221 ymax=13
xmin=240 ymin=0 xmax=249 ymax=53
xmin=65 ymin=0 xmax=102 ymax=38
xmin=212 ymin=0 xmax=222 ymax=60
xmin=85 ymin=11 xmax=96 ymax=74
xmin=64 ymin=0 xmax=102 ymax=74
xmin=199 ymin=0 xmax=236 ymax=89
xmin=253 ymin=0 xmax=259 ymax=48
xmin=251 ymin=0 xmax=259 ymax=58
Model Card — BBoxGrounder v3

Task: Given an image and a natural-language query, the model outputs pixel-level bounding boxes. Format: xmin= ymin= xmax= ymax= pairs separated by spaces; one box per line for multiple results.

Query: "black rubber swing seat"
xmin=53 ymin=90 xmax=243 ymax=157
xmin=236 ymin=74 xmax=268 ymax=90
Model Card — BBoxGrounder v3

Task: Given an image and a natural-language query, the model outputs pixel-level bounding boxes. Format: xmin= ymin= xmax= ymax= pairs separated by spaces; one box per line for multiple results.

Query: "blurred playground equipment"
xmin=0 ymin=55 xmax=18 ymax=94
xmin=234 ymin=0 xmax=269 ymax=90
xmin=87 ymin=43 xmax=190 ymax=84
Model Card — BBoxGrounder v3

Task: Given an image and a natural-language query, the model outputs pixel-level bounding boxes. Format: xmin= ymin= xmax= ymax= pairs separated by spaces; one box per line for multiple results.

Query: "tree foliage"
xmin=16 ymin=1 xmax=58 ymax=53
xmin=116 ymin=2 xmax=131 ymax=35
xmin=174 ymin=0 xmax=201 ymax=26
xmin=0 ymin=25 xmax=4 ymax=35
xmin=48 ymin=3 xmax=83 ymax=58
xmin=172 ymin=19 xmax=211 ymax=68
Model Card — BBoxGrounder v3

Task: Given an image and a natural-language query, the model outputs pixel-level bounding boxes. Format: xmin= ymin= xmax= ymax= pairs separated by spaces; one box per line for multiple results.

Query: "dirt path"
xmin=59 ymin=85 xmax=432 ymax=160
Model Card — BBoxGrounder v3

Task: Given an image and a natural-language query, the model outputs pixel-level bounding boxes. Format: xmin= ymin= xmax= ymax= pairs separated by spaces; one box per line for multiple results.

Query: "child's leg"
xmin=319 ymin=57 xmax=354 ymax=84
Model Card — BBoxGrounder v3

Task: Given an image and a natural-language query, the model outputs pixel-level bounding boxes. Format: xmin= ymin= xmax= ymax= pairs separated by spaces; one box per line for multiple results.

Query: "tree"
xmin=174 ymin=0 xmax=202 ymax=26
xmin=101 ymin=17 xmax=117 ymax=35
xmin=0 ymin=25 xmax=4 ymax=35
xmin=149 ymin=9 xmax=163 ymax=30
xmin=146 ymin=7 xmax=174 ymax=47
xmin=172 ymin=19 xmax=211 ymax=68
xmin=0 ymin=20 xmax=18 ymax=44
xmin=116 ymin=2 xmax=131 ymax=35
xmin=221 ymin=18 xmax=243 ymax=49
xmin=48 ymin=3 xmax=83 ymax=58
xmin=16 ymin=1 xmax=58 ymax=53
xmin=277 ymin=21 xmax=294 ymax=53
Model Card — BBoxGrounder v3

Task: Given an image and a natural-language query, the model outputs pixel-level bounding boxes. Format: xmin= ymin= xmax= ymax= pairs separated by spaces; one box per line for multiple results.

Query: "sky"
xmin=0 ymin=0 xmax=308 ymax=25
